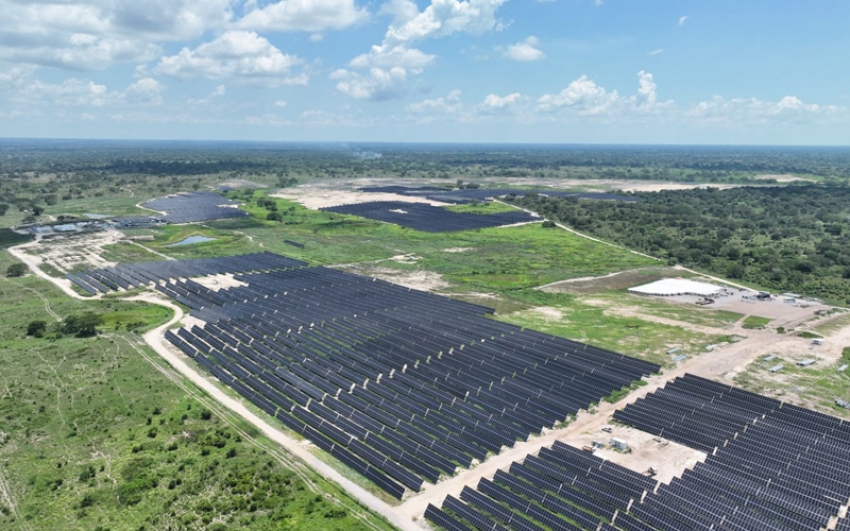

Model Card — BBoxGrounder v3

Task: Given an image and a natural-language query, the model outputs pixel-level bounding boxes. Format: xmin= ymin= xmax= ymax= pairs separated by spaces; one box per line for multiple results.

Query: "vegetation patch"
xmin=742 ymin=315 xmax=772 ymax=329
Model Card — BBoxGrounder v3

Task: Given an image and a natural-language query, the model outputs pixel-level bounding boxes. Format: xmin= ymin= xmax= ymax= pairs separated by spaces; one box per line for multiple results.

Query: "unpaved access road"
xmin=133 ymin=294 xmax=425 ymax=531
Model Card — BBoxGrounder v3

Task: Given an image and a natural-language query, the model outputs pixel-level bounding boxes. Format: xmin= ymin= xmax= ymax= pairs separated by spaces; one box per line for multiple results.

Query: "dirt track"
xmin=132 ymin=293 xmax=425 ymax=531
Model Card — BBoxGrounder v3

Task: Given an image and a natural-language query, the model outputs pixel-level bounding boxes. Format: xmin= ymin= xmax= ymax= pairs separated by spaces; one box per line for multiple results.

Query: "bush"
xmin=6 ymin=263 xmax=27 ymax=277
xmin=61 ymin=312 xmax=103 ymax=337
xmin=27 ymin=320 xmax=47 ymax=337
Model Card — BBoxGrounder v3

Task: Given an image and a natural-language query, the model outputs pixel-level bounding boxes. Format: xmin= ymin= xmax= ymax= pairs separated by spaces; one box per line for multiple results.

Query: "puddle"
xmin=167 ymin=235 xmax=217 ymax=247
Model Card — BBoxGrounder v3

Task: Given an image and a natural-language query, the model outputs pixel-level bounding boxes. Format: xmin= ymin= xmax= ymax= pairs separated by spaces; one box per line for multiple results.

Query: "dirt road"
xmin=133 ymin=294 xmax=425 ymax=531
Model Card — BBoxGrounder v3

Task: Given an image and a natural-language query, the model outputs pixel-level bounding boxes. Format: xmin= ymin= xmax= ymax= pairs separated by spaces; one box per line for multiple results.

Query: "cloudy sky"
xmin=0 ymin=0 xmax=848 ymax=144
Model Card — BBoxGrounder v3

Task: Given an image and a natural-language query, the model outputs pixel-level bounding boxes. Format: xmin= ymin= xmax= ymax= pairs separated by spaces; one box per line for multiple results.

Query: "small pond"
xmin=166 ymin=235 xmax=217 ymax=247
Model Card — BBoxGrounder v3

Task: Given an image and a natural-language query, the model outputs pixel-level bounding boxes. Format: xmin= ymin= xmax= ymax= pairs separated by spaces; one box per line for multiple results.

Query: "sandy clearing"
xmin=8 ymin=241 xmax=96 ymax=300
xmin=133 ymin=294 xmax=425 ymax=531
xmin=273 ymin=188 xmax=450 ymax=209
xmin=192 ymin=273 xmax=247 ymax=291
xmin=753 ymin=174 xmax=815 ymax=183
xmin=442 ymin=247 xmax=474 ymax=253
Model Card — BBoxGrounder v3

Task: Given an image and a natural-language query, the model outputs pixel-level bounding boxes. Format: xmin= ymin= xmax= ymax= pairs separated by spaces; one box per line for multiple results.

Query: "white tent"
xmin=628 ymin=278 xmax=723 ymax=297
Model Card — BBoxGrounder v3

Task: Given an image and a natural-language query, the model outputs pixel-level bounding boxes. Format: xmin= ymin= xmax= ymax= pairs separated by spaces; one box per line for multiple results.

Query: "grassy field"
xmin=442 ymin=202 xmax=519 ymax=214
xmin=742 ymin=315 xmax=772 ymax=329
xmin=0 ymin=251 xmax=395 ymax=531
xmin=811 ymin=311 xmax=850 ymax=336
xmin=186 ymin=196 xmax=656 ymax=291
xmin=586 ymin=292 xmax=744 ymax=329
xmin=100 ymin=241 xmax=167 ymax=264
xmin=733 ymin=356 xmax=850 ymax=418
xmin=492 ymin=290 xmax=730 ymax=367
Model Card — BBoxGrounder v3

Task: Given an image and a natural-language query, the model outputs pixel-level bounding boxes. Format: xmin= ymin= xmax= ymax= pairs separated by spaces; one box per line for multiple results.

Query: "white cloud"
xmin=595 ymin=0 xmax=604 ymax=5
xmin=154 ymin=31 xmax=305 ymax=86
xmin=678 ymin=15 xmax=689 ymax=27
xmin=309 ymin=33 xmax=324 ymax=42
xmin=0 ymin=33 xmax=160 ymax=71
xmin=350 ymin=44 xmax=435 ymax=71
xmin=502 ymin=36 xmax=545 ymax=62
xmin=538 ymin=75 xmax=619 ymax=114
xmin=636 ymin=70 xmax=657 ymax=106
xmin=236 ymin=0 xmax=368 ymax=32
xmin=648 ymin=48 xmax=664 ymax=56
xmin=384 ymin=0 xmax=507 ymax=45
xmin=4 ymin=75 xmax=165 ymax=107
xmin=337 ymin=0 xmax=508 ymax=99
xmin=331 ymin=67 xmax=408 ymax=100
xmin=407 ymin=89 xmax=462 ymax=115
xmin=0 ymin=0 xmax=234 ymax=70
xmin=187 ymin=84 xmax=227 ymax=105
xmin=688 ymin=95 xmax=846 ymax=125
xmin=121 ymin=77 xmax=165 ymax=105
xmin=480 ymin=92 xmax=523 ymax=110
xmin=274 ymin=100 xmax=289 ymax=108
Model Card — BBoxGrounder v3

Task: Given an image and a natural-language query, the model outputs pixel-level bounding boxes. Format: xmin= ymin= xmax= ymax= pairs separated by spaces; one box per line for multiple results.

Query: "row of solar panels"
xmin=427 ymin=375 xmax=850 ymax=531
xmin=68 ymin=252 xmax=307 ymax=295
xmin=320 ymin=201 xmax=536 ymax=233
xmin=140 ymin=191 xmax=250 ymax=224
xmin=426 ymin=441 xmax=657 ymax=531
xmin=103 ymin=253 xmax=662 ymax=498
xmin=609 ymin=374 xmax=850 ymax=531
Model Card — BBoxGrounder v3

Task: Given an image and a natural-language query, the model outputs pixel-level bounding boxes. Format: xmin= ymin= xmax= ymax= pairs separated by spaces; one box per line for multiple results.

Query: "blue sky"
xmin=0 ymin=0 xmax=848 ymax=144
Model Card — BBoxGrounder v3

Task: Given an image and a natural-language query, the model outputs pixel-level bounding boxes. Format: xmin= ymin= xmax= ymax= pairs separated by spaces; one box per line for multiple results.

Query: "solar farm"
xmin=76 ymin=252 xmax=659 ymax=499
xmin=321 ymin=201 xmax=537 ymax=232
xmin=13 ymin=175 xmax=850 ymax=531
xmin=139 ymin=191 xmax=249 ymax=224
xmin=427 ymin=374 xmax=850 ymax=531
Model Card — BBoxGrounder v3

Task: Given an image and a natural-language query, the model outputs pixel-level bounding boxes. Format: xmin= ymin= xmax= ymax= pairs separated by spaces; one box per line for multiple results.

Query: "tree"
xmin=6 ymin=263 xmax=27 ymax=277
xmin=62 ymin=312 xmax=103 ymax=337
xmin=27 ymin=320 xmax=47 ymax=337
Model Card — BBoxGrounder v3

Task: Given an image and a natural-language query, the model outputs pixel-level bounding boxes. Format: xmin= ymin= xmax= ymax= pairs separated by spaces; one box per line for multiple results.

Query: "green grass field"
xmin=194 ymin=197 xmax=656 ymax=291
xmin=0 ymin=251 xmax=395 ymax=531
xmin=742 ymin=315 xmax=772 ymax=329
xmin=733 ymin=357 xmax=850 ymax=417
xmin=493 ymin=290 xmax=729 ymax=367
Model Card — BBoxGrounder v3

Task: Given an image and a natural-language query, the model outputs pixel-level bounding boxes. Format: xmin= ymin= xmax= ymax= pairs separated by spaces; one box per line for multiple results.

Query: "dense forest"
xmin=509 ymin=185 xmax=850 ymax=304
xmin=2 ymin=140 xmax=850 ymax=183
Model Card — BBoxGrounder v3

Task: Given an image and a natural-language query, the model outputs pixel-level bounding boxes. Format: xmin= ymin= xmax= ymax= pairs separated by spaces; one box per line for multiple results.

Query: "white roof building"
xmin=628 ymin=278 xmax=724 ymax=298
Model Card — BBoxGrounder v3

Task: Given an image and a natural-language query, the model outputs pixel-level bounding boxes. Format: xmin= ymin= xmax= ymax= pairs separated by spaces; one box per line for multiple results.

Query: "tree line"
xmin=508 ymin=184 xmax=850 ymax=304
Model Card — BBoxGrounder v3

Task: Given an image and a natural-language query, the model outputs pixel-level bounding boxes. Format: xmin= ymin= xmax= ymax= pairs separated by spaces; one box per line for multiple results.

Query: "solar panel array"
xmin=426 ymin=440 xmax=657 ymax=531
xmin=611 ymin=374 xmax=850 ymax=531
xmin=141 ymin=191 xmax=249 ymax=223
xmin=428 ymin=375 xmax=850 ymax=531
xmin=358 ymin=186 xmax=640 ymax=204
xmin=66 ymin=252 xmax=306 ymax=295
xmin=83 ymin=252 xmax=660 ymax=498
xmin=320 ymin=201 xmax=536 ymax=232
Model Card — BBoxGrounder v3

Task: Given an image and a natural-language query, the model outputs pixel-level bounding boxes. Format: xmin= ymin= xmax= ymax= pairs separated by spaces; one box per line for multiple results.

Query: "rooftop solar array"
xmin=359 ymin=186 xmax=639 ymax=204
xmin=66 ymin=252 xmax=306 ymax=295
xmin=428 ymin=376 xmax=850 ymax=531
xmin=139 ymin=191 xmax=249 ymax=224
xmin=320 ymin=201 xmax=536 ymax=232
xmin=80 ymin=252 xmax=660 ymax=498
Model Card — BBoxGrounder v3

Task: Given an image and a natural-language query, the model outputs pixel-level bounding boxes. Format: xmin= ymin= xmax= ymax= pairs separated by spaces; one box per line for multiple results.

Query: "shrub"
xmin=6 ymin=263 xmax=27 ymax=277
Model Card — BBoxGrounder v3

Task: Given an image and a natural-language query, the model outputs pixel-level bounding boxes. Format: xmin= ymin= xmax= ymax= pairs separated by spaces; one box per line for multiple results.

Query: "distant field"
xmin=192 ymin=197 xmax=656 ymax=291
